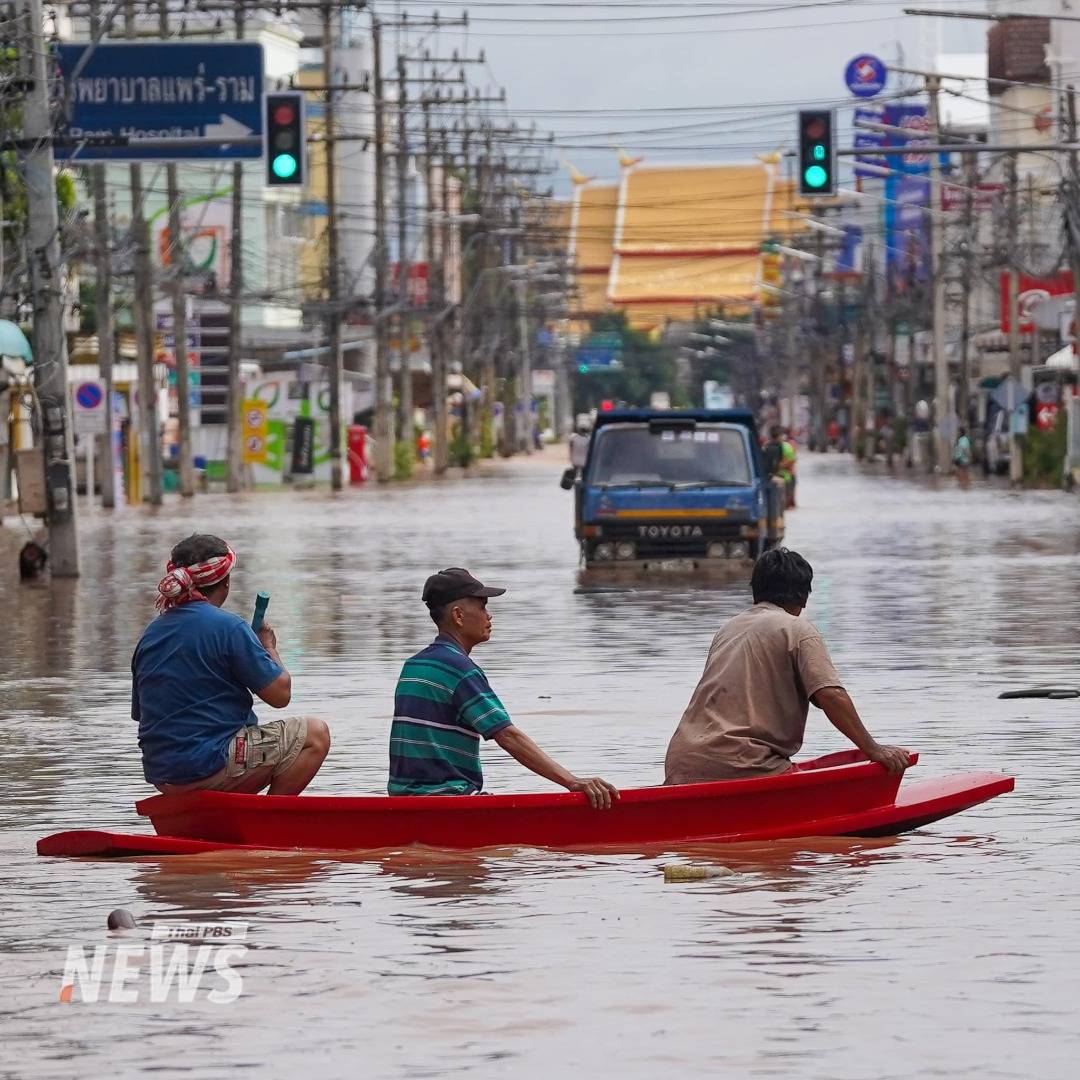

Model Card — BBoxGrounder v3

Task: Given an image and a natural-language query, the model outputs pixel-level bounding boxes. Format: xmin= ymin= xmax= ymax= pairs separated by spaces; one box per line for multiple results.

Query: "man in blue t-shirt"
xmin=133 ymin=533 xmax=331 ymax=794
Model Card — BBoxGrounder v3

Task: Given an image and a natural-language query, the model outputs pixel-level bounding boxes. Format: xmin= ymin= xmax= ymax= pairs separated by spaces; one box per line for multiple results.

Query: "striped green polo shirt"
xmin=389 ymin=634 xmax=514 ymax=795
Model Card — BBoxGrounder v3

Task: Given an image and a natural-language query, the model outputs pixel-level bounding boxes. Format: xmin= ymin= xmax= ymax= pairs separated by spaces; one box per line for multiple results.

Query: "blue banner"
xmin=882 ymin=105 xmax=931 ymax=289
xmin=853 ymin=104 xmax=886 ymax=179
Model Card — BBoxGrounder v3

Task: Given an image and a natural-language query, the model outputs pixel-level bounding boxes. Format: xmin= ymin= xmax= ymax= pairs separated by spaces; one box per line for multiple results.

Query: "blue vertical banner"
xmin=853 ymin=103 xmax=886 ymax=178
xmin=882 ymin=104 xmax=931 ymax=291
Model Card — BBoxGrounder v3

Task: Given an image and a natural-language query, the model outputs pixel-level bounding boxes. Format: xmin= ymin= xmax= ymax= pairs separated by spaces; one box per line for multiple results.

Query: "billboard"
xmin=151 ymin=194 xmax=232 ymax=291
xmin=999 ymin=270 xmax=1075 ymax=334
xmin=883 ymin=104 xmax=931 ymax=291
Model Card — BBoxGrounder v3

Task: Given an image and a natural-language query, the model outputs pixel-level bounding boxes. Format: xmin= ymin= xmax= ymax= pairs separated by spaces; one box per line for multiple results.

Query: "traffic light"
xmin=797 ymin=109 xmax=835 ymax=197
xmin=264 ymin=92 xmax=305 ymax=187
xmin=759 ymin=242 xmax=782 ymax=312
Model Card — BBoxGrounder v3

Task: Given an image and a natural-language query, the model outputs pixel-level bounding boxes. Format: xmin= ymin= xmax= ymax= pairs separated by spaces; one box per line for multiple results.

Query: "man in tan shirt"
xmin=665 ymin=548 xmax=909 ymax=784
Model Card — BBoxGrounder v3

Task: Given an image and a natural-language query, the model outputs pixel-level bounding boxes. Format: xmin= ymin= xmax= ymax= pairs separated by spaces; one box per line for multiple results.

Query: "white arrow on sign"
xmin=204 ymin=115 xmax=253 ymax=140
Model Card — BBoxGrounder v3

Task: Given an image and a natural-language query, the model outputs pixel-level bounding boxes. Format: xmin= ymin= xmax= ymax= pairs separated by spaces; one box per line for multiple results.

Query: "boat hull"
xmin=35 ymin=770 xmax=1014 ymax=859
xmin=134 ymin=750 xmax=911 ymax=850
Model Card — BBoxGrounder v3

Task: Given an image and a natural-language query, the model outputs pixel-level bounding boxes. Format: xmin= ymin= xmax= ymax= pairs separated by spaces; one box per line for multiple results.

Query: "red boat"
xmin=37 ymin=751 xmax=1014 ymax=859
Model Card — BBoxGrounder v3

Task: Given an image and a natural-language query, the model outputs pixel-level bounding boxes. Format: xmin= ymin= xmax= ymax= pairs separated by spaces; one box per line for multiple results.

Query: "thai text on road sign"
xmin=54 ymin=42 xmax=265 ymax=162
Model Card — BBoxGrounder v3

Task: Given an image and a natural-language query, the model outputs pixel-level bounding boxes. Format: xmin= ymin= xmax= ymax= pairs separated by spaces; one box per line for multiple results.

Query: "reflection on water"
xmin=2 ymin=455 xmax=1080 ymax=1078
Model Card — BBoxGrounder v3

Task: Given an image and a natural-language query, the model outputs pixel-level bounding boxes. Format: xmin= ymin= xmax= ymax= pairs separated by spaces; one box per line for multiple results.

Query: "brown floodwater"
xmin=2 ymin=453 xmax=1078 ymax=1078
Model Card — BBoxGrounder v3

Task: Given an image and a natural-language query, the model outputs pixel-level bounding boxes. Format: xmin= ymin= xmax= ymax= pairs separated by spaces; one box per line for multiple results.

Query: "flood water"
xmin=2 ymin=452 xmax=1079 ymax=1078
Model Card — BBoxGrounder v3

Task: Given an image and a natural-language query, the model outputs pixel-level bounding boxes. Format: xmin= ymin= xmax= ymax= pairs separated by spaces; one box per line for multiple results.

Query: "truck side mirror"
xmin=559 ymin=467 xmax=577 ymax=491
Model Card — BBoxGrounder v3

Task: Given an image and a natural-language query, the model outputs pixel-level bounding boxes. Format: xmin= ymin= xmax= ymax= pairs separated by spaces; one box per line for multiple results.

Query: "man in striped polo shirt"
xmin=389 ymin=568 xmax=618 ymax=808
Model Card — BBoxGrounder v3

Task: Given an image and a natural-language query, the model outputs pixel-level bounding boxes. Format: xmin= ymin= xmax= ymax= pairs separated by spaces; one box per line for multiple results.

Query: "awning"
xmin=0 ymin=320 xmax=32 ymax=362
xmin=1045 ymin=345 xmax=1078 ymax=370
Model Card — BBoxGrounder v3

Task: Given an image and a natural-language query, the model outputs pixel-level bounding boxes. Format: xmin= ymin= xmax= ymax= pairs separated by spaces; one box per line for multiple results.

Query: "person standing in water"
xmin=953 ymin=427 xmax=973 ymax=489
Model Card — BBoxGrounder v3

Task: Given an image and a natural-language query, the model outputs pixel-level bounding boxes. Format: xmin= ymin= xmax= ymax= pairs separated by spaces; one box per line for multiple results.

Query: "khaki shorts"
xmin=156 ymin=717 xmax=309 ymax=795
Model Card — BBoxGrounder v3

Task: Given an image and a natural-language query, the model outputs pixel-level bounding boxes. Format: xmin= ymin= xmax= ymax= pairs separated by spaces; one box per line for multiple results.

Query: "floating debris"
xmin=107 ymin=908 xmax=137 ymax=930
xmin=662 ymin=864 xmax=734 ymax=883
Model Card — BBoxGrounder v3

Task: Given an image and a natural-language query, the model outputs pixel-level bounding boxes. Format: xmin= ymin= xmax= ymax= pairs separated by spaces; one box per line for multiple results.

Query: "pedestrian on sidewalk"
xmin=953 ymin=427 xmax=973 ymax=489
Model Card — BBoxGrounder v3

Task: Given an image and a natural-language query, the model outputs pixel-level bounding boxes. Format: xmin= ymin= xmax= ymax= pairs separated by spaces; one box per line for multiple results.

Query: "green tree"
xmin=571 ymin=313 xmax=687 ymax=413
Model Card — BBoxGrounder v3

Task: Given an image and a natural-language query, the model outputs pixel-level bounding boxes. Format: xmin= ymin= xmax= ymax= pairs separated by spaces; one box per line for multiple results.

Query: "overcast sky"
xmin=405 ymin=0 xmax=993 ymax=191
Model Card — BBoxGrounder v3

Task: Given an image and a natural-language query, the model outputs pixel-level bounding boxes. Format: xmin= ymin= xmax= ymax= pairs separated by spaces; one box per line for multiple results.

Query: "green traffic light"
xmin=803 ymin=165 xmax=828 ymax=189
xmin=272 ymin=153 xmax=299 ymax=180
xmin=812 ymin=144 xmax=826 ymax=161
xmin=578 ymin=364 xmax=589 ymax=374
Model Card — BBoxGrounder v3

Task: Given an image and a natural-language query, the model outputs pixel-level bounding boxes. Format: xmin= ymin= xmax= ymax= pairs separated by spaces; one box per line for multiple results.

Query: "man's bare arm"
xmin=254 ymin=623 xmax=292 ymax=708
xmin=493 ymin=725 xmax=619 ymax=809
xmin=811 ymin=687 xmax=910 ymax=774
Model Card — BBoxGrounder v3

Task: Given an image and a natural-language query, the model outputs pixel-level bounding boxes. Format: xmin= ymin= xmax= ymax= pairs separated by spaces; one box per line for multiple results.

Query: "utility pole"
xmin=423 ymin=98 xmax=448 ymax=474
xmin=371 ymin=18 xmax=394 ymax=482
xmin=437 ymin=141 xmax=452 ymax=472
xmin=126 ymin=2 xmax=162 ymax=505
xmin=1027 ymin=172 xmax=1038 ymax=366
xmin=89 ymin=0 xmax=116 ymax=509
xmin=959 ymin=151 xmax=976 ymax=434
xmin=91 ymin=168 xmax=116 ymax=508
xmin=1063 ymin=86 xmax=1080 ymax=485
xmin=1064 ymin=88 xmax=1080 ymax=356
xmin=324 ymin=2 xmax=344 ymax=490
xmin=928 ymin=74 xmax=952 ymax=475
xmin=811 ymin=227 xmax=828 ymax=451
xmin=1006 ymin=151 xmax=1023 ymax=486
xmin=225 ymin=6 xmax=245 ymax=492
xmin=479 ymin=128 xmax=499 ymax=454
xmin=851 ymin=276 xmax=867 ymax=458
xmin=160 ymin=0 xmax=193 ymax=497
xmin=395 ymin=55 xmax=413 ymax=476
xmin=515 ymin=277 xmax=533 ymax=454
xmin=23 ymin=0 xmax=79 ymax=574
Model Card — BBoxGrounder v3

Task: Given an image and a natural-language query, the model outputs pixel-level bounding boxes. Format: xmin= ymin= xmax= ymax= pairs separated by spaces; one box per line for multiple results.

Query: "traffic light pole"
xmin=323 ymin=2 xmax=344 ymax=491
xmin=226 ymin=5 xmax=246 ymax=494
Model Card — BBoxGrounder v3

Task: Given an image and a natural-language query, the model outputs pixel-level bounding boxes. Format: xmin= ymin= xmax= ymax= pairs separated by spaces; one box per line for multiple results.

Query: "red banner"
xmin=941 ymin=183 xmax=1003 ymax=213
xmin=390 ymin=262 xmax=429 ymax=307
xmin=1000 ymin=270 xmax=1075 ymax=334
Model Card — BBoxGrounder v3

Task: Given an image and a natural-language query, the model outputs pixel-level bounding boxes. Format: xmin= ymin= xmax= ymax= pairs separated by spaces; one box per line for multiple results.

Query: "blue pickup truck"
xmin=561 ymin=409 xmax=785 ymax=570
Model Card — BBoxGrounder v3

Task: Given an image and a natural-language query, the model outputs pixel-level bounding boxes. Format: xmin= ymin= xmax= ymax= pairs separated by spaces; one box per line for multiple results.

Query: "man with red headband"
xmin=133 ymin=533 xmax=331 ymax=795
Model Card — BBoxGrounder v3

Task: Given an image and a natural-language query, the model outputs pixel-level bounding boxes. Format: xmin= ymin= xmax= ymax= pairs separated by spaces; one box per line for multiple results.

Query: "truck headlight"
xmin=707 ymin=542 xmax=728 ymax=559
xmin=594 ymin=542 xmax=614 ymax=561
xmin=728 ymin=541 xmax=750 ymax=559
xmin=615 ymin=541 xmax=636 ymax=561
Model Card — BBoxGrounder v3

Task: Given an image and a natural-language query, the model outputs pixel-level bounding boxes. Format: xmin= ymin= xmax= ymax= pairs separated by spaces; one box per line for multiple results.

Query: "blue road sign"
xmin=845 ymin=54 xmax=887 ymax=98
xmin=54 ymin=42 xmax=264 ymax=162
xmin=575 ymin=348 xmax=623 ymax=372
xmin=75 ymin=381 xmax=103 ymax=409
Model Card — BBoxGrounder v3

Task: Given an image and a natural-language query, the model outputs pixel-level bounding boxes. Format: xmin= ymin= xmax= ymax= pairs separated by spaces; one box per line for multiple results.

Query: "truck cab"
xmin=562 ymin=409 xmax=785 ymax=570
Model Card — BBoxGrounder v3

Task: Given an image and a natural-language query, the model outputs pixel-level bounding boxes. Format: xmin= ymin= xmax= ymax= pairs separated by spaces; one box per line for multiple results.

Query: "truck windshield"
xmin=589 ymin=425 xmax=752 ymax=488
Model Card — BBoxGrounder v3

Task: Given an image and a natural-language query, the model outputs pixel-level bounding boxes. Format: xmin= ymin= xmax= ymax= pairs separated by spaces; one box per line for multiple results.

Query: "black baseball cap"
xmin=422 ymin=568 xmax=506 ymax=609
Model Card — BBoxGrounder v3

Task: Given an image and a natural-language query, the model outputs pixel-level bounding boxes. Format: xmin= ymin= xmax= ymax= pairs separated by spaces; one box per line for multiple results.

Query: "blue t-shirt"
xmin=132 ymin=602 xmax=284 ymax=785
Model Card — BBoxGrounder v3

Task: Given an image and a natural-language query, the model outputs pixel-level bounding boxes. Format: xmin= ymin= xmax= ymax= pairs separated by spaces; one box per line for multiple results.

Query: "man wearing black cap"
xmin=389 ymin=568 xmax=619 ymax=808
